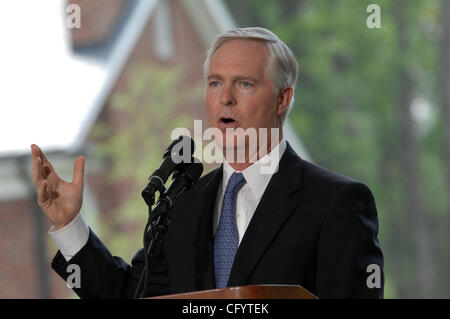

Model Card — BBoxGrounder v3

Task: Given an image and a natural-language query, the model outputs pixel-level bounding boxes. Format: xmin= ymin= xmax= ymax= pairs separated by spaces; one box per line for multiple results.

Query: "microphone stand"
xmin=133 ymin=160 xmax=202 ymax=298
xmin=134 ymin=186 xmax=173 ymax=299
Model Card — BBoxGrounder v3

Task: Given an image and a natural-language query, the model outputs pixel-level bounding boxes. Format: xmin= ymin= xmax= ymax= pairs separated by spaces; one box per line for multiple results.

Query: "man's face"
xmin=205 ymin=39 xmax=281 ymax=151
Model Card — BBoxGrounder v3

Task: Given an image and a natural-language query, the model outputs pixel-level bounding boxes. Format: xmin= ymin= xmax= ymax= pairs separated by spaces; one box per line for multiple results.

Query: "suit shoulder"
xmin=298 ymin=159 xmax=378 ymax=224
xmin=301 ymin=159 xmax=371 ymax=193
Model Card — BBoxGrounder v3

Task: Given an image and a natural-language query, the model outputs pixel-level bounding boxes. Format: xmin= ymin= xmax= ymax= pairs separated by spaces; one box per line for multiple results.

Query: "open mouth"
xmin=220 ymin=117 xmax=235 ymax=124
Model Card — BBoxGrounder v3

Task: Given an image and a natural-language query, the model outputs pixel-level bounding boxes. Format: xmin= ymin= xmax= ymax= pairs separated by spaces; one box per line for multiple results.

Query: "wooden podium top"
xmin=149 ymin=285 xmax=318 ymax=299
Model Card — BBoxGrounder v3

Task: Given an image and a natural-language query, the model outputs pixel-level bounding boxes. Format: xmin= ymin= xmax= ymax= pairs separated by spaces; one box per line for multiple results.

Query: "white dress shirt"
xmin=49 ymin=139 xmax=287 ymax=261
xmin=213 ymin=139 xmax=287 ymax=244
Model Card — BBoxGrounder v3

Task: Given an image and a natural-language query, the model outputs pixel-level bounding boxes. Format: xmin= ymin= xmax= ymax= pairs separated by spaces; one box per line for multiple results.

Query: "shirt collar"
xmin=222 ymin=139 xmax=287 ymax=201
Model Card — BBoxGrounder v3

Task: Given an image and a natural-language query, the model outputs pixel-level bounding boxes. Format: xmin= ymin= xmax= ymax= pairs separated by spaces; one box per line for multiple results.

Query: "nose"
xmin=220 ymin=84 xmax=236 ymax=107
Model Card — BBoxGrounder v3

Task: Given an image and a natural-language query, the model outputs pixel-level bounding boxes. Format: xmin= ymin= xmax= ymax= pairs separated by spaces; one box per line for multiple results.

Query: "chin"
xmin=215 ymin=130 xmax=255 ymax=164
xmin=213 ymin=132 xmax=240 ymax=149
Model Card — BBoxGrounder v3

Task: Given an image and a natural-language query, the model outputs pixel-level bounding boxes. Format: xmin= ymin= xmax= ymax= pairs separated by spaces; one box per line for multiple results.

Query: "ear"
xmin=277 ymin=87 xmax=293 ymax=117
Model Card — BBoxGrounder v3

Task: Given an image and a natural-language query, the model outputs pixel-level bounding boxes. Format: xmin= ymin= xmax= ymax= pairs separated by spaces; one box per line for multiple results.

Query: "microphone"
xmin=141 ymin=136 xmax=195 ymax=206
xmin=135 ymin=159 xmax=203 ymax=299
xmin=150 ymin=159 xmax=203 ymax=222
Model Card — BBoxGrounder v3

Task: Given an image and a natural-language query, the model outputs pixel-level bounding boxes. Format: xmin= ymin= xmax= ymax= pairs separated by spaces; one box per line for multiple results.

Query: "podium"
xmin=148 ymin=285 xmax=318 ymax=299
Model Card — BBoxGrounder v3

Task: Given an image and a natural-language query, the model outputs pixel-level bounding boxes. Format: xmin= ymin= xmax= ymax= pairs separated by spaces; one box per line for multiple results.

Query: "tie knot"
xmin=226 ymin=172 xmax=246 ymax=195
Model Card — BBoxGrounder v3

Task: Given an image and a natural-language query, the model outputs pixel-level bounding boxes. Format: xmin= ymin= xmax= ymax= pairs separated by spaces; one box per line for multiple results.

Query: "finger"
xmin=38 ymin=155 xmax=45 ymax=180
xmin=31 ymin=146 xmax=41 ymax=188
xmin=34 ymin=144 xmax=55 ymax=173
xmin=31 ymin=144 xmax=37 ymax=160
xmin=72 ymin=156 xmax=85 ymax=187
xmin=37 ymin=179 xmax=48 ymax=204
xmin=32 ymin=157 xmax=43 ymax=189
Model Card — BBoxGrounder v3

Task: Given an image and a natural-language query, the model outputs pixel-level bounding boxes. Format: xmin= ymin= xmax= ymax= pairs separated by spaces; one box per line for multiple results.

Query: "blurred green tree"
xmin=226 ymin=0 xmax=448 ymax=298
xmin=90 ymin=62 xmax=202 ymax=262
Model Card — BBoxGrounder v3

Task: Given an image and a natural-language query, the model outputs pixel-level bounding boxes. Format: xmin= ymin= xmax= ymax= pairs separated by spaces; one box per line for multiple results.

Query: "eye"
xmin=209 ymin=81 xmax=220 ymax=88
xmin=240 ymin=81 xmax=253 ymax=88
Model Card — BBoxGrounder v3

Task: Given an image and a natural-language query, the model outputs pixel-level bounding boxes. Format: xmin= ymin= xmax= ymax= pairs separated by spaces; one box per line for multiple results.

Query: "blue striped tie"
xmin=214 ymin=172 xmax=246 ymax=288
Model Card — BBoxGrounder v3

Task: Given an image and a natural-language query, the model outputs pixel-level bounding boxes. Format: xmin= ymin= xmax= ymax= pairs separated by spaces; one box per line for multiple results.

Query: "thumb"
xmin=72 ymin=156 xmax=85 ymax=188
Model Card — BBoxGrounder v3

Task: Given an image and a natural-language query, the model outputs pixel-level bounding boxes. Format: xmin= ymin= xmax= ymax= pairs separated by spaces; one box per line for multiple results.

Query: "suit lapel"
xmin=166 ymin=166 xmax=222 ymax=293
xmin=227 ymin=143 xmax=303 ymax=286
xmin=192 ymin=167 xmax=222 ymax=291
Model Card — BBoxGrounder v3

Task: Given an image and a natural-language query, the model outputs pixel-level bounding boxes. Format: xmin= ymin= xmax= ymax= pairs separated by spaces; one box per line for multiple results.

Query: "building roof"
xmin=0 ymin=0 xmax=310 ymax=161
xmin=0 ymin=0 xmax=158 ymax=158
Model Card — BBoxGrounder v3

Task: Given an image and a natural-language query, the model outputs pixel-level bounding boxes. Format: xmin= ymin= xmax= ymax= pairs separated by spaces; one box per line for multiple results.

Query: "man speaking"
xmin=30 ymin=27 xmax=384 ymax=298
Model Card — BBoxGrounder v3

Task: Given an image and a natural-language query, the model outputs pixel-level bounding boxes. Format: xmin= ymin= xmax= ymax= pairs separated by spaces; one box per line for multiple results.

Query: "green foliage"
xmin=227 ymin=0 xmax=448 ymax=297
xmin=90 ymin=63 xmax=202 ymax=262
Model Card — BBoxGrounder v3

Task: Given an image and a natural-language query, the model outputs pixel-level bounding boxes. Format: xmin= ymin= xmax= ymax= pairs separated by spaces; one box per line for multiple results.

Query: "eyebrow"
xmin=207 ymin=74 xmax=259 ymax=84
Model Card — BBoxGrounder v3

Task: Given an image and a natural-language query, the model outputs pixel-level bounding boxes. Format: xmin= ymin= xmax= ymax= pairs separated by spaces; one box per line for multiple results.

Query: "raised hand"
xmin=31 ymin=144 xmax=85 ymax=230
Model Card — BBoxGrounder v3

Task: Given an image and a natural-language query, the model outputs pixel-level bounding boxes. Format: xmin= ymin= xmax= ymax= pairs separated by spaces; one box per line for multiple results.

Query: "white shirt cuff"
xmin=48 ymin=213 xmax=90 ymax=262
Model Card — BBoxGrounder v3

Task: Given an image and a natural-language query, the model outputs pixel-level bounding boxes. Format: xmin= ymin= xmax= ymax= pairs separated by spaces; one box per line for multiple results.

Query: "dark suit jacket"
xmin=52 ymin=142 xmax=384 ymax=298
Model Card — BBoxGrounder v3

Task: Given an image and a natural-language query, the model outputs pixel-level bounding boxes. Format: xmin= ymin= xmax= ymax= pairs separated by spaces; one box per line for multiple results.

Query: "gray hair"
xmin=203 ymin=27 xmax=299 ymax=125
